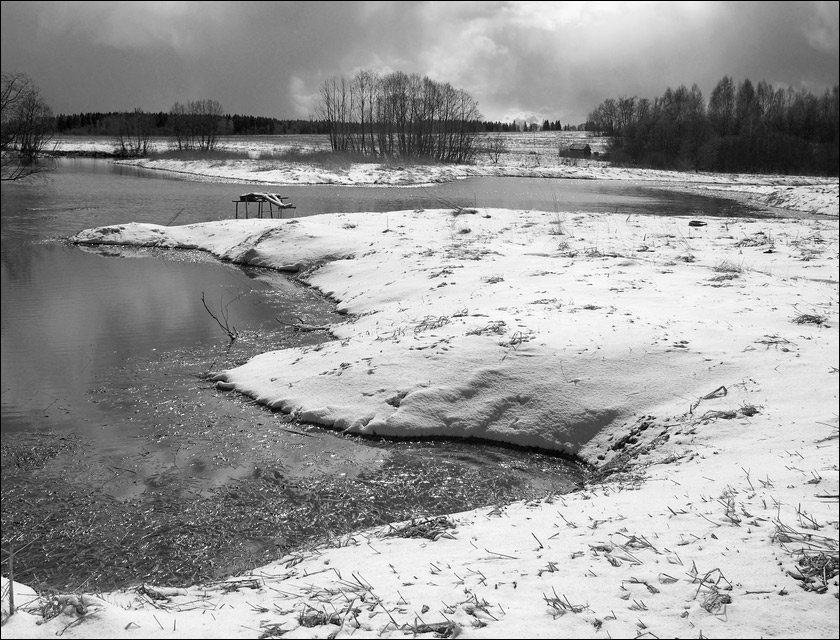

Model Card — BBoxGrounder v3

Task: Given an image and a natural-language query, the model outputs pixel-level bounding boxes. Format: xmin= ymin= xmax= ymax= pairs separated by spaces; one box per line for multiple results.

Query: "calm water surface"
xmin=2 ymin=158 xmax=761 ymax=455
xmin=3 ymin=159 xmax=754 ymax=434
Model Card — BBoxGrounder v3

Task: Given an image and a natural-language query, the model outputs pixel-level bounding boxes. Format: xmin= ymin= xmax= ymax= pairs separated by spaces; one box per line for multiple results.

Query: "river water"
xmin=0 ymin=158 xmax=762 ymax=591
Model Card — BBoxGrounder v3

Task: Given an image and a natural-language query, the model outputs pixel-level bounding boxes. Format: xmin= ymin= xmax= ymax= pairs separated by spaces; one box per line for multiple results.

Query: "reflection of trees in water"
xmin=0 ymin=237 xmax=38 ymax=283
xmin=1 ymin=169 xmax=63 ymax=282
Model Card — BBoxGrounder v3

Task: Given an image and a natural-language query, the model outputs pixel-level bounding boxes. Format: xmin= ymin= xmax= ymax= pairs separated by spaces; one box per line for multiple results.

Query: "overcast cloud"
xmin=1 ymin=1 xmax=838 ymax=125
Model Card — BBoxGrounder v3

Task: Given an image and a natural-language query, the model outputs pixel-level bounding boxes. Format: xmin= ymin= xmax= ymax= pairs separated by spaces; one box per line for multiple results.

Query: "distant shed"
xmin=566 ymin=143 xmax=592 ymax=158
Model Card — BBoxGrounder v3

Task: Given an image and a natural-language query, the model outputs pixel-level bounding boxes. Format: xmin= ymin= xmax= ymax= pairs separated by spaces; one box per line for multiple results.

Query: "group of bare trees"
xmin=106 ymin=99 xmax=225 ymax=157
xmin=111 ymin=108 xmax=154 ymax=157
xmin=317 ymin=70 xmax=483 ymax=163
xmin=1 ymin=71 xmax=54 ymax=180
xmin=105 ymin=100 xmax=225 ymax=157
xmin=588 ymin=76 xmax=839 ymax=174
xmin=168 ymin=99 xmax=225 ymax=152
xmin=92 ymin=100 xmax=224 ymax=158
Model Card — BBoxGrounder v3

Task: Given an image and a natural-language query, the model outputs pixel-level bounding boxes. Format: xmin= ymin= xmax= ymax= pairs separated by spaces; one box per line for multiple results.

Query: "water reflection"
xmin=4 ymin=248 xmax=253 ymax=419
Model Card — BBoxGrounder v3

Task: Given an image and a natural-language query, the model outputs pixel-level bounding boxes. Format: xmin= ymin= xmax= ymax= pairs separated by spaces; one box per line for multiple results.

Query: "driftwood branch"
xmin=201 ymin=292 xmax=240 ymax=342
xmin=276 ymin=316 xmax=332 ymax=333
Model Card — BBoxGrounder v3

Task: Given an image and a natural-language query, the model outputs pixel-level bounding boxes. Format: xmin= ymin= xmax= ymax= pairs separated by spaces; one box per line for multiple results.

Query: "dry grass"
xmin=754 ymin=334 xmax=795 ymax=351
xmin=413 ymin=315 xmax=451 ymax=332
xmin=773 ymin=519 xmax=839 ymax=594
xmin=466 ymin=320 xmax=507 ymax=336
xmin=543 ymin=586 xmax=589 ymax=617
xmin=297 ymin=603 xmax=342 ymax=627
xmin=791 ymin=311 xmax=828 ymax=326
xmin=381 ymin=516 xmax=456 ymax=541
xmin=548 ymin=213 xmax=567 ymax=236
xmin=713 ymin=259 xmax=744 ymax=274
xmin=146 ymin=148 xmax=255 ymax=162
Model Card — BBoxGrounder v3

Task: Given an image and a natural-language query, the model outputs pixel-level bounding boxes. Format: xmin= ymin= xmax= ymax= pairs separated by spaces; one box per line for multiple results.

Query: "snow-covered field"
xmin=3 ymin=137 xmax=837 ymax=638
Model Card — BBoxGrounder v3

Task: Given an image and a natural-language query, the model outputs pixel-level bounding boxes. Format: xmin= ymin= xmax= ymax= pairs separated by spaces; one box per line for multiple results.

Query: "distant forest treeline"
xmin=53 ymin=112 xmax=573 ymax=137
xmin=54 ymin=112 xmax=331 ymax=136
xmin=587 ymin=76 xmax=839 ymax=175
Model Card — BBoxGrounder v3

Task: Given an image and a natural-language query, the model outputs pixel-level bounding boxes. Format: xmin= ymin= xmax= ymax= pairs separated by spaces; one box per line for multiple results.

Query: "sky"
xmin=1 ymin=1 xmax=839 ymax=127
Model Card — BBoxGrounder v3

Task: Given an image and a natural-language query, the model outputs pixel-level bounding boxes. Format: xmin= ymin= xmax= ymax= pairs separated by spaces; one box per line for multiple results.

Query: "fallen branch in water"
xmin=201 ymin=292 xmax=240 ymax=342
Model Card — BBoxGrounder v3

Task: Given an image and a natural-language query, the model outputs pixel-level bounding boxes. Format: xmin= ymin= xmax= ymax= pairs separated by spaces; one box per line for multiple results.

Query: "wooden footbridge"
xmin=234 ymin=192 xmax=296 ymax=219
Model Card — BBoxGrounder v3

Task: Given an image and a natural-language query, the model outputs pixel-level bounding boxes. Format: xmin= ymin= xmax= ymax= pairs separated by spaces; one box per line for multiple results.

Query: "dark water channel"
xmin=1 ymin=159 xmax=761 ymax=592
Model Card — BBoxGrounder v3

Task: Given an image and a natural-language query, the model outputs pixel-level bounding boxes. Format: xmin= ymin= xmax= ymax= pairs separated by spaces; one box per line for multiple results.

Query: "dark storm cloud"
xmin=1 ymin=1 xmax=837 ymax=124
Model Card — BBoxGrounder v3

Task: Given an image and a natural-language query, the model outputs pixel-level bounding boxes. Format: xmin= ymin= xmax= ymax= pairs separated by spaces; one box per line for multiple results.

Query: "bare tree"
xmin=115 ymin=108 xmax=153 ymax=157
xmin=192 ymin=99 xmax=224 ymax=151
xmin=167 ymin=99 xmax=224 ymax=151
xmin=169 ymin=101 xmax=193 ymax=150
xmin=617 ymin=95 xmax=637 ymax=130
xmin=484 ymin=135 xmax=507 ymax=164
xmin=735 ymin=78 xmax=759 ymax=137
xmin=587 ymin=97 xmax=620 ymax=135
xmin=1 ymin=71 xmax=54 ymax=181
xmin=353 ymin=70 xmax=378 ymax=155
xmin=708 ymin=75 xmax=736 ymax=137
